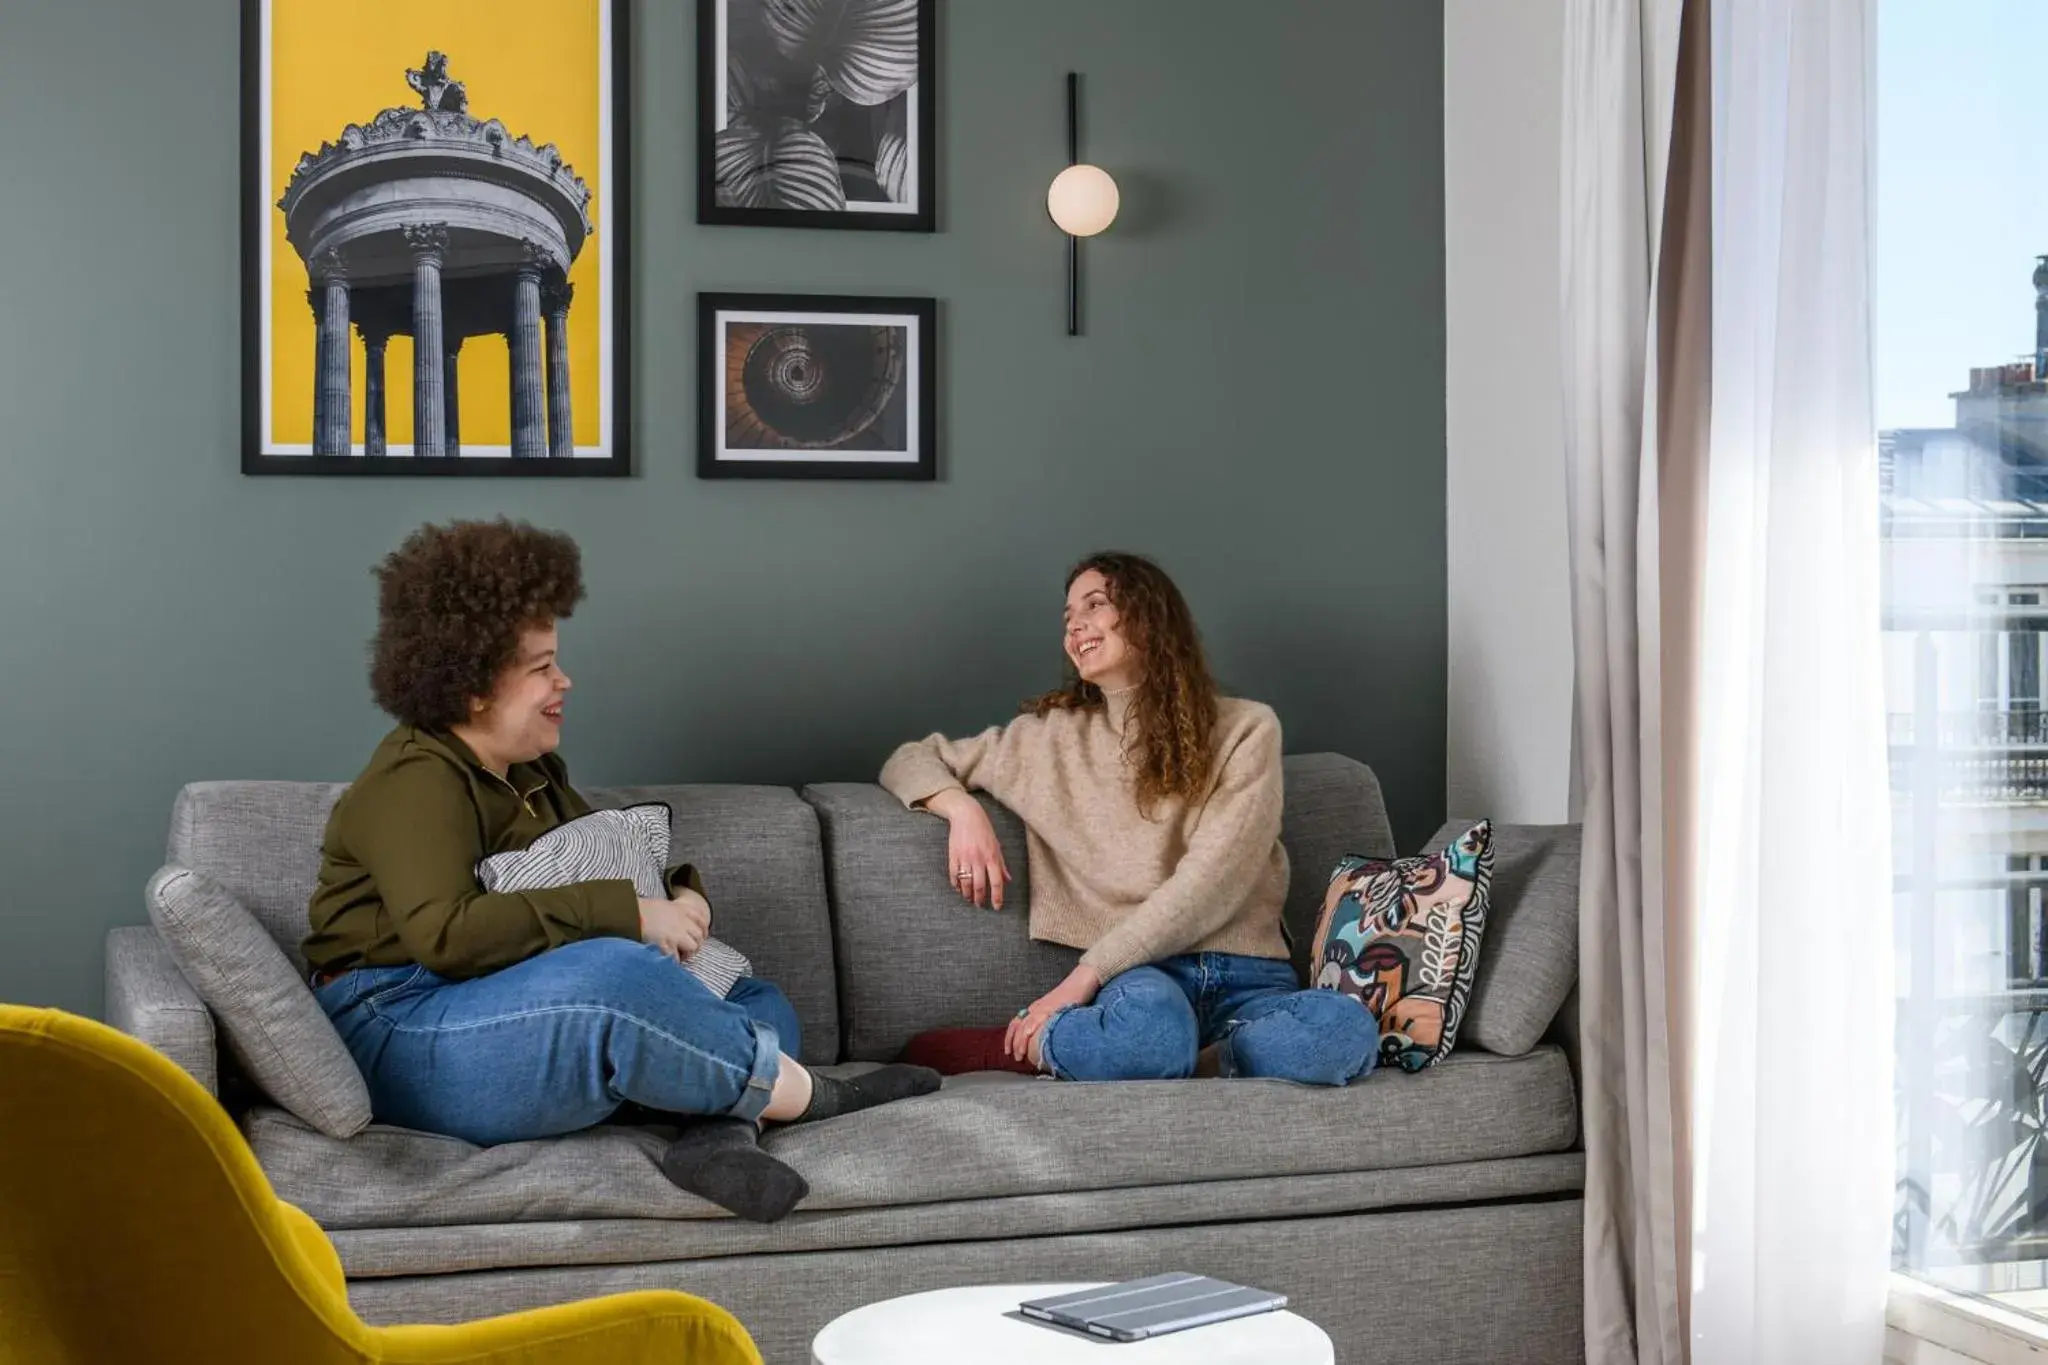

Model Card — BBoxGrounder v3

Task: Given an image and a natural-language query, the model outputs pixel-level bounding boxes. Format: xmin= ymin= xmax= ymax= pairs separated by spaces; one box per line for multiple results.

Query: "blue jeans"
xmin=314 ymin=938 xmax=800 ymax=1145
xmin=1037 ymin=953 xmax=1378 ymax=1086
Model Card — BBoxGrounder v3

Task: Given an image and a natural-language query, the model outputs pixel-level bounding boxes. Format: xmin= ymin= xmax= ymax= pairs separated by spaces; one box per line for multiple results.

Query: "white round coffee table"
xmin=811 ymin=1283 xmax=1332 ymax=1364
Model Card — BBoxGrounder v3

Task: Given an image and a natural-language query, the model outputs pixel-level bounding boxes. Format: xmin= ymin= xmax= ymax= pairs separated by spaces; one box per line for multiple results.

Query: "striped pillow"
xmin=476 ymin=804 xmax=752 ymax=998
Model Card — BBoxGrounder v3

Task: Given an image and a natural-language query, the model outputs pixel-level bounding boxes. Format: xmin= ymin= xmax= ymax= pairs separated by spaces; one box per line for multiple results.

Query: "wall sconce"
xmin=1048 ymin=72 xmax=1118 ymax=336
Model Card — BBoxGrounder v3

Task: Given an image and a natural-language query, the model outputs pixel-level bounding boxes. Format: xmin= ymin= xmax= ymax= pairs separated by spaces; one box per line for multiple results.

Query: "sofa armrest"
xmin=1545 ymin=981 xmax=1582 ymax=1124
xmin=105 ymin=924 xmax=218 ymax=1096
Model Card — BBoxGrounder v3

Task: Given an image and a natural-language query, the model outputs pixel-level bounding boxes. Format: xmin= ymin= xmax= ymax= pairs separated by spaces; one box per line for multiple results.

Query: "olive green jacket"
xmin=302 ymin=727 xmax=644 ymax=979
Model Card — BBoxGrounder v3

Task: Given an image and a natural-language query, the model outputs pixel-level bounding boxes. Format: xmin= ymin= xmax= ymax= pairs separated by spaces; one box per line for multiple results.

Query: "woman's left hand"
xmin=1006 ymin=965 xmax=1103 ymax=1065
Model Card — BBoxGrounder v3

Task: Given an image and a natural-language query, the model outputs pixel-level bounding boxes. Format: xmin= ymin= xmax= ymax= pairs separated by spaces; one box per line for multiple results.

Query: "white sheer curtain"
xmin=1560 ymin=2 xmax=1688 ymax=1361
xmin=1689 ymin=0 xmax=1894 ymax=1361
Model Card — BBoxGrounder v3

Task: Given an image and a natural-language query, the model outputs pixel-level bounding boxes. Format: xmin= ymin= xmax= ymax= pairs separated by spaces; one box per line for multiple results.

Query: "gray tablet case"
xmin=1018 ymin=1274 xmax=1288 ymax=1342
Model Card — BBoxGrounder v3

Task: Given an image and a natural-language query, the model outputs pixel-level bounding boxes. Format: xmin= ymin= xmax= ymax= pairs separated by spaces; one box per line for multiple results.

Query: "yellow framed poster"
xmin=242 ymin=0 xmax=628 ymax=475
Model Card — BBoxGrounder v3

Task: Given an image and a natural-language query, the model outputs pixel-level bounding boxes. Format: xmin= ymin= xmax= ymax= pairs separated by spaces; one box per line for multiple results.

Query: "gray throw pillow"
xmin=475 ymin=804 xmax=752 ymax=998
xmin=1423 ymin=820 xmax=1582 ymax=1056
xmin=145 ymin=864 xmax=372 ymax=1138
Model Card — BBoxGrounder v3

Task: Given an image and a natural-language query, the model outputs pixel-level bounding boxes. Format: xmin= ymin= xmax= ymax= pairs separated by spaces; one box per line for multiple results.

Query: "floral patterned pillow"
xmin=1308 ymin=820 xmax=1494 ymax=1072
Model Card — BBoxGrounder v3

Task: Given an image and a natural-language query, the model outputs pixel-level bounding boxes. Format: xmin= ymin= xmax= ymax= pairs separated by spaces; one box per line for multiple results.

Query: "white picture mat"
xmin=711 ymin=0 xmax=920 ymax=216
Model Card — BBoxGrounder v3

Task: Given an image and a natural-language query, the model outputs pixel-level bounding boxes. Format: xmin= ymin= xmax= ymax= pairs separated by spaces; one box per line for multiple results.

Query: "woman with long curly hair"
xmin=885 ymin=552 xmax=1379 ymax=1085
xmin=303 ymin=520 xmax=935 ymax=1223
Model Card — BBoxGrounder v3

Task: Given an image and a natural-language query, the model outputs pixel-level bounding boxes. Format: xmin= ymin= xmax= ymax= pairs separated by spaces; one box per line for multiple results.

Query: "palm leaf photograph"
xmin=698 ymin=0 xmax=934 ymax=231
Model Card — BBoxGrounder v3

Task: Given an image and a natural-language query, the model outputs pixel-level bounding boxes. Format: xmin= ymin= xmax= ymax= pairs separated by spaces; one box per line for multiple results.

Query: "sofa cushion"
xmin=1423 ymin=821 xmax=1581 ymax=1056
xmin=1275 ymin=755 xmax=1399 ymax=977
xmin=325 ymin=1152 xmax=1588 ymax=1277
xmin=166 ymin=782 xmax=348 ymax=969
xmin=163 ymin=779 xmax=839 ymax=1065
xmin=809 ymin=753 xmax=1398 ymax=1063
xmin=591 ymin=785 xmax=838 ymax=1064
xmin=246 ymin=1044 xmax=1576 ymax=1230
xmin=145 ymin=865 xmax=371 ymax=1137
xmin=805 ymin=782 xmax=1072 ymax=1064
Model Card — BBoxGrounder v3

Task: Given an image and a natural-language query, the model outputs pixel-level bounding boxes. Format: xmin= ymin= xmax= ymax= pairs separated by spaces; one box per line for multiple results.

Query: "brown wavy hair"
xmin=1023 ymin=552 xmax=1220 ymax=812
xmin=368 ymin=520 xmax=585 ymax=730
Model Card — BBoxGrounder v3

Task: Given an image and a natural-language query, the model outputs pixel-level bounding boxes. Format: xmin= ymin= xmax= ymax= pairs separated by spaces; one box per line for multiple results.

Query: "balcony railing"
xmin=1890 ymin=710 xmax=2048 ymax=802
xmin=1891 ymin=710 xmax=2048 ymax=747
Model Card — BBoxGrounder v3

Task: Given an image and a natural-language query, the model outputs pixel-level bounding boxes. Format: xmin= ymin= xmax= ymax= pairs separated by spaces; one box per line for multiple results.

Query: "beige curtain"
xmin=1560 ymin=0 xmax=1705 ymax=1359
xmin=1655 ymin=0 xmax=1710 ymax=1347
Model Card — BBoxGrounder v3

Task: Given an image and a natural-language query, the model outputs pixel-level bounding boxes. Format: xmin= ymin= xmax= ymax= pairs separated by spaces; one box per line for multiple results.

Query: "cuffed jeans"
xmin=314 ymin=937 xmax=799 ymax=1145
xmin=1037 ymin=952 xmax=1378 ymax=1086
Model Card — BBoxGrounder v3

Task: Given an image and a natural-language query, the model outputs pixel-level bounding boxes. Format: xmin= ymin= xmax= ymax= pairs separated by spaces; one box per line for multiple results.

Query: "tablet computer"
xmin=1018 ymin=1274 xmax=1288 ymax=1342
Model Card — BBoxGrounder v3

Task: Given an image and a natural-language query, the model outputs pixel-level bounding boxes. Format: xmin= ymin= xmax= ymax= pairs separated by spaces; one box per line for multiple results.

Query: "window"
xmin=1977 ymin=590 xmax=2044 ymax=720
xmin=1884 ymin=1 xmax=2048 ymax=1317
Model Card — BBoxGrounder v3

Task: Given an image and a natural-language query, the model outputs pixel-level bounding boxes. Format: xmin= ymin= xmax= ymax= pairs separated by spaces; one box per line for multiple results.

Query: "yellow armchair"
xmin=0 ymin=1004 xmax=761 ymax=1365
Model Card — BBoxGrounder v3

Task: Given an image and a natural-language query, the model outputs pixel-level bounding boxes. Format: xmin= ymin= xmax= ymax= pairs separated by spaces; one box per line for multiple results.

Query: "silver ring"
xmin=1016 ymin=1007 xmax=1030 ymax=1019
xmin=956 ymin=867 xmax=972 ymax=879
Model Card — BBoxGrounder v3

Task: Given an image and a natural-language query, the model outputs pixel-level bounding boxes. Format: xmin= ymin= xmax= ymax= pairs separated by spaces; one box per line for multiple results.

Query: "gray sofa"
xmin=104 ymin=753 xmax=1585 ymax=1365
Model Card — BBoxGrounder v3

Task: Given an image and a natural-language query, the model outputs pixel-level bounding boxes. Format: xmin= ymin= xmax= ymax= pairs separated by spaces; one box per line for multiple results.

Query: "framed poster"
xmin=242 ymin=0 xmax=630 ymax=475
xmin=698 ymin=0 xmax=935 ymax=232
xmin=698 ymin=293 xmax=936 ymax=480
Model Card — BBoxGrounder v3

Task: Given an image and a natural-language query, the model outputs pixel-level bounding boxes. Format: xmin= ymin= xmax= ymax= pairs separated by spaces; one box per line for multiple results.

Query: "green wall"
xmin=0 ymin=1 xmax=1446 ymax=1016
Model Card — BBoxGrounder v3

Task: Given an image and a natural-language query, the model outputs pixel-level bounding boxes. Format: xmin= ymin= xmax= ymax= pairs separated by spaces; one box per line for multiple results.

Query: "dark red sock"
xmin=898 ymin=1026 xmax=1041 ymax=1077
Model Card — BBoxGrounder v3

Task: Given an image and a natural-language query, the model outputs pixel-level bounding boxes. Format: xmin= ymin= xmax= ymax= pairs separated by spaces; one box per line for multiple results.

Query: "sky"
xmin=1876 ymin=2 xmax=2048 ymax=431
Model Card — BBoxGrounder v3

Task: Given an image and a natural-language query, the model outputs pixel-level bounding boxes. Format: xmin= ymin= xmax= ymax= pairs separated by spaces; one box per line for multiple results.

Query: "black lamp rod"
xmin=1067 ymin=71 xmax=1079 ymax=166
xmin=1066 ymin=72 xmax=1080 ymax=337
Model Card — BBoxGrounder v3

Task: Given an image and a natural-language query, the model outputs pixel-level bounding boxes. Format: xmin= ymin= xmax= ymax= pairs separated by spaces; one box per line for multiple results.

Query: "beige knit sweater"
xmin=879 ymin=692 xmax=1291 ymax=981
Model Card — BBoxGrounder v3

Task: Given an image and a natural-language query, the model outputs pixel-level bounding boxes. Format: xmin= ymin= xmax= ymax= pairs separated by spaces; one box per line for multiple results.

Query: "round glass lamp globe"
xmin=1047 ymin=164 xmax=1120 ymax=237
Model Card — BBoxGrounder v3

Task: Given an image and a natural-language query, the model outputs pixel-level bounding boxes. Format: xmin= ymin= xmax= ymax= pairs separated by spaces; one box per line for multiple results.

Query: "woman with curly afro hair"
xmin=303 ymin=520 xmax=935 ymax=1224
xmin=884 ymin=552 xmax=1378 ymax=1086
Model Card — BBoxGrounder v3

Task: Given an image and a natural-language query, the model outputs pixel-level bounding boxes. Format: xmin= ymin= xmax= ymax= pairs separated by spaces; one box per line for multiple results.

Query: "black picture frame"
xmin=697 ymin=0 xmax=936 ymax=233
xmin=241 ymin=0 xmax=632 ymax=476
xmin=698 ymin=292 xmax=937 ymax=481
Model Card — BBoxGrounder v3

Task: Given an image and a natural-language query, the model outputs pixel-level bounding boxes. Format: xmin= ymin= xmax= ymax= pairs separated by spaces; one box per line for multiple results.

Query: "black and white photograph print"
xmin=697 ymin=0 xmax=935 ymax=232
xmin=698 ymin=293 xmax=936 ymax=480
